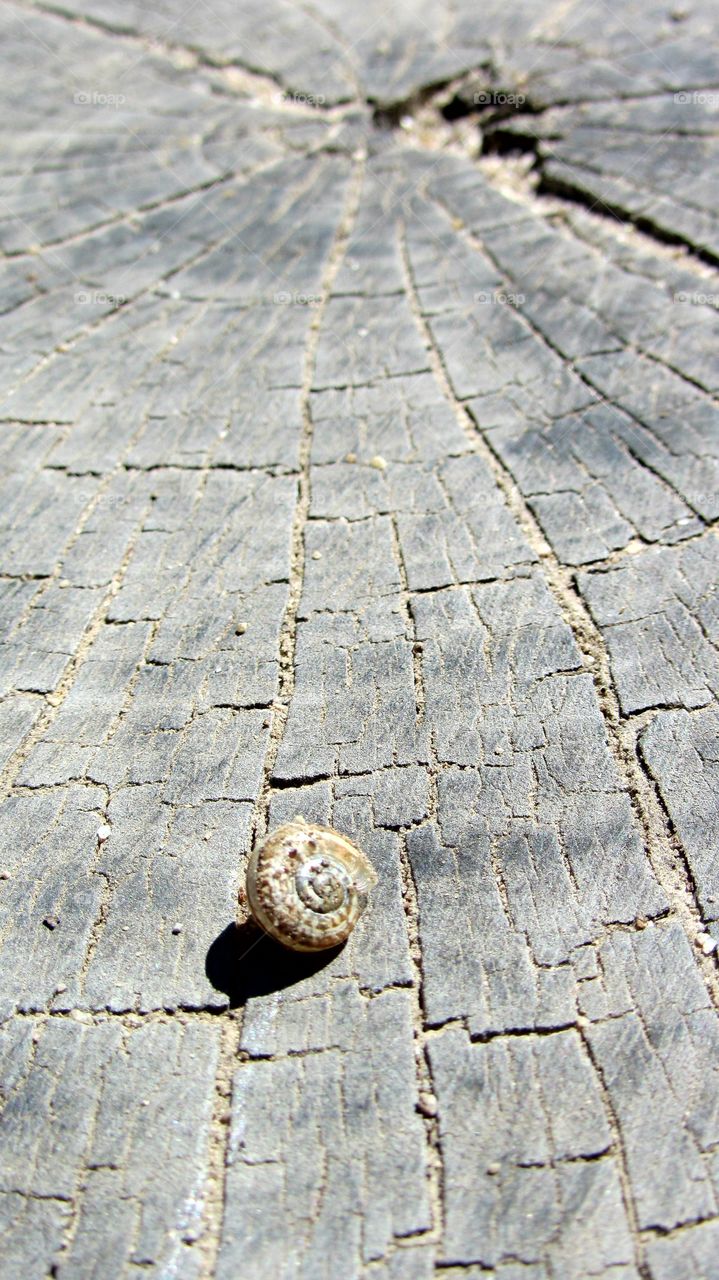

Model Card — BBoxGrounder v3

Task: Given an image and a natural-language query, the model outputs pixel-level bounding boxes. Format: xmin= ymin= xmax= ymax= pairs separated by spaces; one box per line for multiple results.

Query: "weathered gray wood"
xmin=1 ymin=1 xmax=718 ymax=1276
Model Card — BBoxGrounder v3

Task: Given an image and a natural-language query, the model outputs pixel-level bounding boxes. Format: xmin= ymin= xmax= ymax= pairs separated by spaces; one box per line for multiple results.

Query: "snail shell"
xmin=244 ymin=819 xmax=378 ymax=952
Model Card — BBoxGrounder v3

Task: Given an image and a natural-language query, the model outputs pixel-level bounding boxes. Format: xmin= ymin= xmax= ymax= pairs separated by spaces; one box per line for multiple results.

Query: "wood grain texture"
xmin=0 ymin=1 xmax=718 ymax=1276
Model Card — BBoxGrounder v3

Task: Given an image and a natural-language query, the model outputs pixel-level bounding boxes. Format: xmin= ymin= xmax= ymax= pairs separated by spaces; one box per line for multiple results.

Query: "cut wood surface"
xmin=0 ymin=1 xmax=718 ymax=1276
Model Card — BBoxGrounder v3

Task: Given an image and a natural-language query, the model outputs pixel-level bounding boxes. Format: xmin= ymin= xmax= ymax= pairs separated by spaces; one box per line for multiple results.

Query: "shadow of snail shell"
xmin=244 ymin=819 xmax=378 ymax=952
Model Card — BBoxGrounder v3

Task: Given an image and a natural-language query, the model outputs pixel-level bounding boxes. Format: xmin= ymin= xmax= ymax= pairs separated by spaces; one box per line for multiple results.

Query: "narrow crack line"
xmin=570 ymin=520 xmax=719 ymax=574
xmin=121 ymin=461 xmax=299 ymax=477
xmin=70 ymin=620 xmax=158 ymax=991
xmin=0 ymin=1190 xmax=74 ymax=1204
xmin=388 ymin=514 xmax=426 ymax=724
xmin=20 ymin=0 xmax=354 ymax=109
xmin=431 ymin=158 xmax=717 ymax=403
xmin=194 ymin=147 xmax=367 ymax=1279
xmin=606 ymin=430 xmax=712 ymax=527
xmin=76 ymin=864 xmax=112 ymax=998
xmin=0 ymin=1013 xmax=47 ymax=1121
xmin=487 ymin=833 xmax=514 ymax=931
xmin=45 ymin=1021 xmax=117 ymax=1270
xmin=1 ymin=495 xmax=104 ymax=649
xmin=633 ymin=714 xmax=718 ymax=925
xmin=1 ymin=170 xmax=237 ymax=263
xmin=638 ymin=1215 xmax=719 ymax=1242
xmin=253 ymin=149 xmax=367 ymax=841
xmin=11 ymin=0 xmax=265 ymax=85
xmin=398 ymin=831 xmax=444 ymax=1248
xmin=195 ymin=1014 xmax=242 ymax=1280
xmin=467 ymin=1019 xmax=578 ymax=1043
xmin=287 ymin=0 xmax=363 ymax=101
xmin=1 ymin=231 xmax=222 ymax=408
xmin=396 ymin=213 xmax=719 ymax=1013
xmin=454 ymin=219 xmax=715 ymax=523
xmin=12 ymin=1005 xmax=236 ymax=1023
xmin=1 ymin=145 xmax=343 ymax=408
xmin=0 ymin=494 xmax=153 ymax=805
xmin=578 ymin=1023 xmax=650 ymax=1278
xmin=638 ymin=343 xmax=719 ymax=404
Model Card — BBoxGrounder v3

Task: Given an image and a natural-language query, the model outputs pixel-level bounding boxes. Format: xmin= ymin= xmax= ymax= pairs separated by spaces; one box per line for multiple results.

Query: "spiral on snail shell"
xmin=244 ymin=819 xmax=377 ymax=952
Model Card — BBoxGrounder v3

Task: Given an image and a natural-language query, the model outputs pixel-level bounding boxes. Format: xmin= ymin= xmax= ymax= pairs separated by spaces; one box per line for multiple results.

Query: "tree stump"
xmin=0 ymin=2 xmax=718 ymax=1276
